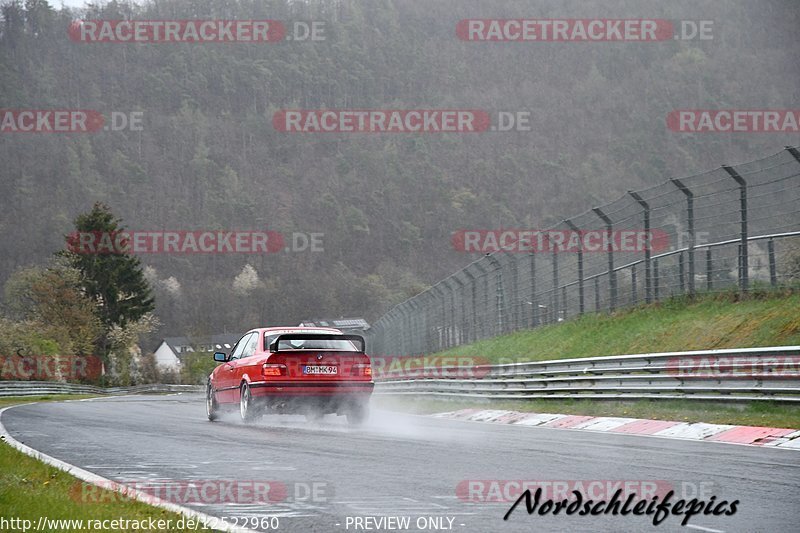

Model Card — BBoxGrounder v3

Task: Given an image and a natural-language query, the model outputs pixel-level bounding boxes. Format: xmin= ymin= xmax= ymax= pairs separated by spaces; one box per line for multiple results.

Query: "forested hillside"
xmin=1 ymin=0 xmax=798 ymax=349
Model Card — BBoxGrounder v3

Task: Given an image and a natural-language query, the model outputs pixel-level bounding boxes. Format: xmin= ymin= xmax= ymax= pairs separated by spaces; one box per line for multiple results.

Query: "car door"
xmin=231 ymin=332 xmax=260 ymax=399
xmin=218 ymin=333 xmax=251 ymax=403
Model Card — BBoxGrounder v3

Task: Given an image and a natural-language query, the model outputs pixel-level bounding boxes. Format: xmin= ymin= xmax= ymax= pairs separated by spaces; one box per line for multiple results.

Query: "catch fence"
xmin=367 ymin=147 xmax=800 ymax=357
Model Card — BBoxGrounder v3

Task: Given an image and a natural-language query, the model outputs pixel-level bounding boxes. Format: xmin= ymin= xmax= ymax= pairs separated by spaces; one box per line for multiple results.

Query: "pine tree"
xmin=59 ymin=203 xmax=155 ymax=356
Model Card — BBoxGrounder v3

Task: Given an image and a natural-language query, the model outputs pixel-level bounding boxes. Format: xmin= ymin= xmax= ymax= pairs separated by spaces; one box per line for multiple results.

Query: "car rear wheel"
xmin=239 ymin=382 xmax=257 ymax=423
xmin=206 ymin=380 xmax=219 ymax=421
xmin=346 ymin=404 xmax=369 ymax=426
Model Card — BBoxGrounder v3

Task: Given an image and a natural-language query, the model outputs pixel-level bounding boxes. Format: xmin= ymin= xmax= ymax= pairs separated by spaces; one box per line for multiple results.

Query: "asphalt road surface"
xmin=3 ymin=394 xmax=798 ymax=532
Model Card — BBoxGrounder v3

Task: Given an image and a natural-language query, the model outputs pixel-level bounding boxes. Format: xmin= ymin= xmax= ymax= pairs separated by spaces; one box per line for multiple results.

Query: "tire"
xmin=239 ymin=382 xmax=257 ymax=423
xmin=346 ymin=404 xmax=369 ymax=427
xmin=206 ymin=380 xmax=219 ymax=421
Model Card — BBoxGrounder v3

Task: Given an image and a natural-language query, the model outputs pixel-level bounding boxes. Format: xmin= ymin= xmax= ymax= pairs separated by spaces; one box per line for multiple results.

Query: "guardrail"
xmin=0 ymin=381 xmax=202 ymax=398
xmin=373 ymin=346 xmax=800 ymax=402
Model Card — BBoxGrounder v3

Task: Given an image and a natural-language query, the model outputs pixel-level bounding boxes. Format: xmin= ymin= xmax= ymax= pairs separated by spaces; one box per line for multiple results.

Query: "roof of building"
xmin=160 ymin=334 xmax=243 ymax=355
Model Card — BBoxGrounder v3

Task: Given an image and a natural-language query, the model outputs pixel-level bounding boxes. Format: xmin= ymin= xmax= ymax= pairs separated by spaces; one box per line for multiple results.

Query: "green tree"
xmin=59 ymin=203 xmax=155 ymax=356
xmin=2 ymin=259 xmax=102 ymax=358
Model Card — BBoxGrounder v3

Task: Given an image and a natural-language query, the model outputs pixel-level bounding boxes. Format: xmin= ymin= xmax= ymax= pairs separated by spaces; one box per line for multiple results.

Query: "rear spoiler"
xmin=270 ymin=333 xmax=366 ymax=353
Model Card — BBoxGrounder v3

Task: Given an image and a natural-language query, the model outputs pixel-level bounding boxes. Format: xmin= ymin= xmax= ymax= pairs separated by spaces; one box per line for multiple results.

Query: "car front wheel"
xmin=206 ymin=380 xmax=219 ymax=421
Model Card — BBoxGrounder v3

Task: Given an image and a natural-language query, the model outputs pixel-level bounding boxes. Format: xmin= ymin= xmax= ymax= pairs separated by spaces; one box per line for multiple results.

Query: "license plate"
xmin=303 ymin=365 xmax=338 ymax=375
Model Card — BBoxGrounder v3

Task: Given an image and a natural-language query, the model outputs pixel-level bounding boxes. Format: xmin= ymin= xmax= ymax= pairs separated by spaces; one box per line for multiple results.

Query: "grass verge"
xmin=0 ymin=395 xmax=218 ymax=532
xmin=433 ymin=290 xmax=800 ymax=364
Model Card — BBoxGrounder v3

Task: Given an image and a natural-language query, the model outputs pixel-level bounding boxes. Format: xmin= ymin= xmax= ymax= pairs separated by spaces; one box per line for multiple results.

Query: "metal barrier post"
xmin=593 ymin=207 xmax=617 ymax=311
xmin=671 ymin=178 xmax=695 ymax=296
xmin=564 ymin=219 xmax=585 ymax=314
xmin=628 ymin=191 xmax=651 ymax=303
xmin=723 ymin=165 xmax=748 ymax=293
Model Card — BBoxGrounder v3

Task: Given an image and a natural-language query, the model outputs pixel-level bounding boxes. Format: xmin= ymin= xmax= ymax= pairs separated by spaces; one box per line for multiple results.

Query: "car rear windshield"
xmin=264 ymin=333 xmax=357 ymax=352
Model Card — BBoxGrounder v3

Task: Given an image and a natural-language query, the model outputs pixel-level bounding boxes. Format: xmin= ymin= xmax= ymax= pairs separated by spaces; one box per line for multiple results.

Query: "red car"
xmin=206 ymin=327 xmax=373 ymax=425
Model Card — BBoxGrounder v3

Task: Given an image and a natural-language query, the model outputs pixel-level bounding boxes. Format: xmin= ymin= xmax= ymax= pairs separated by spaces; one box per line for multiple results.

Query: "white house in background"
xmin=153 ymin=334 xmax=243 ymax=370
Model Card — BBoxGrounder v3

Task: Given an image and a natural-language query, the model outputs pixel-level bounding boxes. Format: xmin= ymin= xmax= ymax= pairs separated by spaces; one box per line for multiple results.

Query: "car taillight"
xmin=262 ymin=364 xmax=286 ymax=377
xmin=352 ymin=364 xmax=371 ymax=377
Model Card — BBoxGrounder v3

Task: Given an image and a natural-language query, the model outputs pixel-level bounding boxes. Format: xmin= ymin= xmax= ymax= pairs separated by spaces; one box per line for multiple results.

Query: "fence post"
xmin=407 ymin=300 xmax=420 ymax=355
xmin=768 ymin=238 xmax=777 ymax=287
xmin=593 ymin=207 xmax=617 ymax=311
xmin=416 ymin=298 xmax=426 ymax=355
xmin=426 ymin=290 xmax=437 ymax=354
xmin=433 ymin=284 xmax=448 ymax=351
xmin=508 ymin=253 xmax=520 ymax=331
xmin=671 ymin=178 xmax=695 ymax=296
xmin=447 ymin=279 xmax=457 ymax=348
xmin=464 ymin=267 xmax=477 ymax=343
xmin=439 ymin=283 xmax=450 ymax=350
xmin=679 ymin=252 xmax=685 ymax=294
xmin=529 ymin=252 xmax=538 ymax=327
xmin=474 ymin=261 xmax=489 ymax=340
xmin=631 ymin=264 xmax=638 ymax=304
xmin=653 ymin=258 xmax=660 ymax=300
xmin=551 ymin=243 xmax=559 ymax=321
xmin=564 ymin=219 xmax=585 ymax=314
xmin=486 ymin=254 xmax=504 ymax=335
xmin=723 ymin=165 xmax=748 ymax=293
xmin=594 ymin=277 xmax=600 ymax=311
xmin=453 ymin=275 xmax=467 ymax=345
xmin=444 ymin=277 xmax=460 ymax=346
xmin=706 ymin=248 xmax=713 ymax=291
xmin=497 ymin=251 xmax=519 ymax=332
xmin=627 ymin=191 xmax=651 ymax=303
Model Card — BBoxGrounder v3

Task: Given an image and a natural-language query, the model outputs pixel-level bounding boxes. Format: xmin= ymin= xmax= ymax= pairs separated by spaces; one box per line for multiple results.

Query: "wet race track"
xmin=3 ymin=394 xmax=799 ymax=533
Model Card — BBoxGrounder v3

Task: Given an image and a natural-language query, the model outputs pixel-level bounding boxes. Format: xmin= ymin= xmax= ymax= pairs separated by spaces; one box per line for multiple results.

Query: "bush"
xmin=179 ymin=352 xmax=218 ymax=385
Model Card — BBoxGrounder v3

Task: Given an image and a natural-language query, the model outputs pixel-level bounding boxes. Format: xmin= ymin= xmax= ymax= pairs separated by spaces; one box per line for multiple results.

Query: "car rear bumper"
xmin=249 ymin=380 xmax=374 ymax=397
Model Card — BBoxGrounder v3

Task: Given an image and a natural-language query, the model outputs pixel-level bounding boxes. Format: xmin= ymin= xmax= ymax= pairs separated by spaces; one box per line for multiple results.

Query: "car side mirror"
xmin=213 ymin=352 xmax=227 ymax=362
